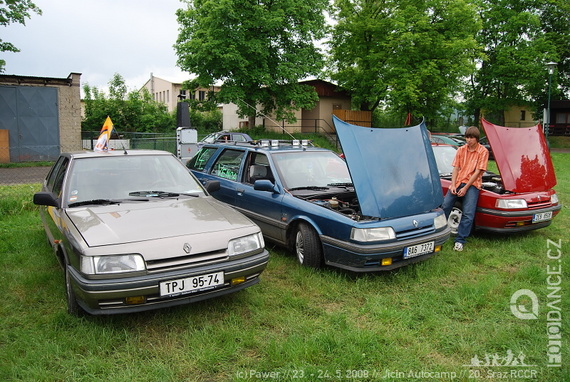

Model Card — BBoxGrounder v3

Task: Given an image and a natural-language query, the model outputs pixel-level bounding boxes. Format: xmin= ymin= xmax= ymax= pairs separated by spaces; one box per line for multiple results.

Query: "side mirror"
xmin=253 ymin=179 xmax=277 ymax=193
xmin=204 ymin=180 xmax=221 ymax=193
xmin=33 ymin=192 xmax=60 ymax=208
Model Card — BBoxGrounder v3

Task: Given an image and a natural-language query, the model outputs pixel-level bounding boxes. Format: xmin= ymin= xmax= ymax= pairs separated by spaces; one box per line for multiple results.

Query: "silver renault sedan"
xmin=33 ymin=150 xmax=268 ymax=315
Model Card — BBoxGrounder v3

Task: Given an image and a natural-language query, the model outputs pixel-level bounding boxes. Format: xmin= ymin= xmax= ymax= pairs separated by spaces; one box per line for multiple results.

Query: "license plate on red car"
xmin=403 ymin=241 xmax=435 ymax=259
xmin=160 ymin=272 xmax=224 ymax=297
xmin=532 ymin=211 xmax=552 ymax=223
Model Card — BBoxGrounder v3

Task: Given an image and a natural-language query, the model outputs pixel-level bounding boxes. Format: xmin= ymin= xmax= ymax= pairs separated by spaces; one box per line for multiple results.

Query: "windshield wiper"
xmin=287 ymin=186 xmax=329 ymax=191
xmin=327 ymin=182 xmax=354 ymax=187
xmin=68 ymin=199 xmax=125 ymax=207
xmin=128 ymin=191 xmax=199 ymax=198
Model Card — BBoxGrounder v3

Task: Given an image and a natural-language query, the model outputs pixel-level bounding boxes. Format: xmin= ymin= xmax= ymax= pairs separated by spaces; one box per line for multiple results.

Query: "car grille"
xmin=145 ymin=250 xmax=228 ymax=273
xmin=396 ymin=225 xmax=434 ymax=240
xmin=527 ymin=200 xmax=553 ymax=209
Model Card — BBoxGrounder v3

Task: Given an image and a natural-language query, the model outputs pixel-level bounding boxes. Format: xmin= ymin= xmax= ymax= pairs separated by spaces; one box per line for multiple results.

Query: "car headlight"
xmin=434 ymin=213 xmax=447 ymax=230
xmin=351 ymin=227 xmax=396 ymax=242
xmin=495 ymin=199 xmax=527 ymax=209
xmin=228 ymin=233 xmax=264 ymax=256
xmin=81 ymin=254 xmax=146 ymax=275
xmin=551 ymin=193 xmax=559 ymax=204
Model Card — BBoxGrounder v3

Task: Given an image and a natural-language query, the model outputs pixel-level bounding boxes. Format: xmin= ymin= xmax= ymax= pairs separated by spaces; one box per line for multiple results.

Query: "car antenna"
xmin=238 ymin=98 xmax=296 ymax=140
xmin=113 ymin=126 xmax=128 ymax=154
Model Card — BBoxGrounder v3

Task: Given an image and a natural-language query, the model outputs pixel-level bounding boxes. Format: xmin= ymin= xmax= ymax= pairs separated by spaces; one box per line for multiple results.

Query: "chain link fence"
xmin=0 ymin=133 xmax=181 ymax=200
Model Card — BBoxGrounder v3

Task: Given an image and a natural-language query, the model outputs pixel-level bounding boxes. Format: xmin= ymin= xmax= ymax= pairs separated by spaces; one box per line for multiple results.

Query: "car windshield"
xmin=66 ymin=155 xmax=204 ymax=205
xmin=201 ymin=133 xmax=219 ymax=144
xmin=272 ymin=151 xmax=352 ymax=189
xmin=432 ymin=146 xmax=457 ymax=175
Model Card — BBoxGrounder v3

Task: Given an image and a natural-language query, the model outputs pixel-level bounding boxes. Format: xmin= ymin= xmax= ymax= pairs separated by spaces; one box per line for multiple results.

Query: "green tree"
xmin=0 ymin=0 xmax=41 ymax=72
xmin=464 ymin=0 xmax=564 ymax=124
xmin=175 ymin=0 xmax=328 ymax=128
xmin=536 ymin=0 xmax=570 ymax=101
xmin=82 ymin=73 xmax=175 ymax=133
xmin=328 ymin=0 xmax=480 ymax=125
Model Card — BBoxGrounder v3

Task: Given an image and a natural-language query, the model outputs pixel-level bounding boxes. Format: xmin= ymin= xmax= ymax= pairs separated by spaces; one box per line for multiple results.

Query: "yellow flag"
xmin=94 ymin=116 xmax=113 ymax=151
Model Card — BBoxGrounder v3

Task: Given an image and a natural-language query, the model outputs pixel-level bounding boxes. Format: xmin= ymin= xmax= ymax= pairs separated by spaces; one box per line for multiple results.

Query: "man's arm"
xmin=457 ymin=168 xmax=483 ymax=197
xmin=449 ymin=166 xmax=460 ymax=195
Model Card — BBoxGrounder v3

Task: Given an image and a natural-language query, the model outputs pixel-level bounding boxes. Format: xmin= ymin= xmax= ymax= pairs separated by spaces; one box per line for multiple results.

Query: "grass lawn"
xmin=0 ymin=154 xmax=568 ymax=382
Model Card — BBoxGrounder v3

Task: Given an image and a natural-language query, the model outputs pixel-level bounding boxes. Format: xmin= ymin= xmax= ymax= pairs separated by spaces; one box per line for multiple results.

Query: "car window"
xmin=201 ymin=133 xmax=217 ymax=144
xmin=47 ymin=156 xmax=70 ymax=197
xmin=432 ymin=146 xmax=457 ymax=174
xmin=233 ymin=135 xmax=247 ymax=142
xmin=244 ymin=153 xmax=274 ymax=184
xmin=210 ymin=149 xmax=245 ymax=181
xmin=272 ymin=151 xmax=351 ymax=189
xmin=67 ymin=155 xmax=204 ymax=204
xmin=188 ymin=147 xmax=218 ymax=171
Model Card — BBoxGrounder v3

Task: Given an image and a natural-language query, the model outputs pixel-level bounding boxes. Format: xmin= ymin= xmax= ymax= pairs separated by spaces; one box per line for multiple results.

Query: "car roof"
xmin=62 ymin=149 xmax=174 ymax=159
xmin=200 ymin=140 xmax=328 ymax=153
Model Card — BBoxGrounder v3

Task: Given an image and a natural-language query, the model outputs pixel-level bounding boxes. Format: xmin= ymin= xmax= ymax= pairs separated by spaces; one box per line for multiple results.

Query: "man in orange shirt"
xmin=442 ymin=126 xmax=489 ymax=251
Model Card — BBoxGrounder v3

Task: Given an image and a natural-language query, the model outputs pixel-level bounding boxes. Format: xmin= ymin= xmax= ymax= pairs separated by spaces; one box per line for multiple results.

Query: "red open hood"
xmin=481 ymin=118 xmax=556 ymax=193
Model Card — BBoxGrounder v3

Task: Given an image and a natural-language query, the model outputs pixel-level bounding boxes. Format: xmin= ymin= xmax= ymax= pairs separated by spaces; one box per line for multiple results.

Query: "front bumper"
xmin=475 ymin=204 xmax=561 ymax=233
xmin=69 ymin=250 xmax=269 ymax=315
xmin=320 ymin=227 xmax=451 ymax=272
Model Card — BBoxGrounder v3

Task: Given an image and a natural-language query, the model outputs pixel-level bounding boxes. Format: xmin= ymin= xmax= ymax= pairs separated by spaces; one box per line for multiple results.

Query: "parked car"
xmin=187 ymin=116 xmax=451 ymax=272
xmin=198 ymin=131 xmax=253 ymax=147
xmin=33 ymin=150 xmax=268 ymax=315
xmin=430 ymin=134 xmax=464 ymax=147
xmin=478 ymin=136 xmax=495 ymax=160
xmin=432 ymin=118 xmax=561 ymax=233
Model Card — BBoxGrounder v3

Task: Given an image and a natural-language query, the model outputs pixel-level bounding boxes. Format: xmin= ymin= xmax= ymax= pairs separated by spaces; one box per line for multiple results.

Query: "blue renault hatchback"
xmin=187 ymin=116 xmax=450 ymax=272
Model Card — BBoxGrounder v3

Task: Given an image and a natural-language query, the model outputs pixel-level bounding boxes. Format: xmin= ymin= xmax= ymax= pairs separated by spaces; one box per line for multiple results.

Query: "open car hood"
xmin=333 ymin=116 xmax=443 ymax=219
xmin=481 ymin=118 xmax=557 ymax=193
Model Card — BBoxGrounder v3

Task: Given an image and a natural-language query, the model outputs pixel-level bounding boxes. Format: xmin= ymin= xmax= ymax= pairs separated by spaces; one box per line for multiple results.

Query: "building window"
xmin=556 ymin=112 xmax=570 ymax=124
xmin=520 ymin=110 xmax=526 ymax=121
xmin=199 ymin=91 xmax=206 ymax=101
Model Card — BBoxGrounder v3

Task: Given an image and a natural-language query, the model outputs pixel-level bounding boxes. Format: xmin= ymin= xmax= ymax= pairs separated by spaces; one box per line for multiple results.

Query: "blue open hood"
xmin=333 ymin=115 xmax=443 ymax=219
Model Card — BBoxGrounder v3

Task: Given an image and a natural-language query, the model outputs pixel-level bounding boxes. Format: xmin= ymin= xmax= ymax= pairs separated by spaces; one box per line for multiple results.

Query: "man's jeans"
xmin=442 ymin=183 xmax=479 ymax=244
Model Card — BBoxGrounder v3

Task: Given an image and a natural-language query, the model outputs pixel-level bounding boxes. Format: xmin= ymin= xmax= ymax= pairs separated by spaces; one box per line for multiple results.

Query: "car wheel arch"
xmin=286 ymin=219 xmax=324 ymax=268
xmin=53 ymin=241 xmax=67 ymax=269
xmin=286 ymin=217 xmax=323 ymax=245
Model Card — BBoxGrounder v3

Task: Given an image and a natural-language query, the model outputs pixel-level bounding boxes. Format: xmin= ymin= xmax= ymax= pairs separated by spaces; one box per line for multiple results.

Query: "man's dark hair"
xmin=465 ymin=126 xmax=480 ymax=141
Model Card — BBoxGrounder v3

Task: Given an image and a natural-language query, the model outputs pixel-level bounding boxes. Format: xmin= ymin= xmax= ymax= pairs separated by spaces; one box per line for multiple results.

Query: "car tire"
xmin=294 ymin=222 xmax=323 ymax=268
xmin=65 ymin=264 xmax=84 ymax=317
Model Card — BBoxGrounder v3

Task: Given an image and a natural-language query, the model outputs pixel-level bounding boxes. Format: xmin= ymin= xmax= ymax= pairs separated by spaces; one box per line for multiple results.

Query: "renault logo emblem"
xmin=413 ymin=220 xmax=419 ymax=228
xmin=183 ymin=243 xmax=191 ymax=254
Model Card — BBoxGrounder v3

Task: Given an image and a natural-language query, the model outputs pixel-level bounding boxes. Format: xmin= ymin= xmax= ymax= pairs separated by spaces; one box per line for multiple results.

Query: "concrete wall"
xmin=58 ymin=73 xmax=83 ymax=152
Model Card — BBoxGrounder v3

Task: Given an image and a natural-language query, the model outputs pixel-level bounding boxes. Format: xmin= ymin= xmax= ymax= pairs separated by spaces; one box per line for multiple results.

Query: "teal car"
xmin=188 ymin=117 xmax=451 ymax=272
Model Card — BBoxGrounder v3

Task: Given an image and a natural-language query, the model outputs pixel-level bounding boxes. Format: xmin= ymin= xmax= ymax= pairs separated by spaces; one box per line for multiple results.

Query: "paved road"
xmin=0 ymin=166 xmax=51 ymax=185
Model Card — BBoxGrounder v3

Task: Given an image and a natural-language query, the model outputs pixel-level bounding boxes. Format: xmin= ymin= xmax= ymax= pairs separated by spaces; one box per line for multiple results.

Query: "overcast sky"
xmin=3 ymin=0 xmax=189 ymax=94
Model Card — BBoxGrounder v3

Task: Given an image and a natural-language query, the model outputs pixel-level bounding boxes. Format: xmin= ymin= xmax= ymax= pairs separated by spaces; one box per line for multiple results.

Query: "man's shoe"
xmin=453 ymin=242 xmax=464 ymax=251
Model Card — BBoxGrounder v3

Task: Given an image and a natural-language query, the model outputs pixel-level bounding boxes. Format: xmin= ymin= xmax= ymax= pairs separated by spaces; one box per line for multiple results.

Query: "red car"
xmin=432 ymin=119 xmax=561 ymax=233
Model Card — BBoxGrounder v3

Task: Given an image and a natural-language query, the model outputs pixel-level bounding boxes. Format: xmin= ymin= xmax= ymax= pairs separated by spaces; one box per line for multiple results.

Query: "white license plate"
xmin=403 ymin=241 xmax=435 ymax=259
xmin=160 ymin=271 xmax=224 ymax=297
xmin=532 ymin=211 xmax=553 ymax=223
